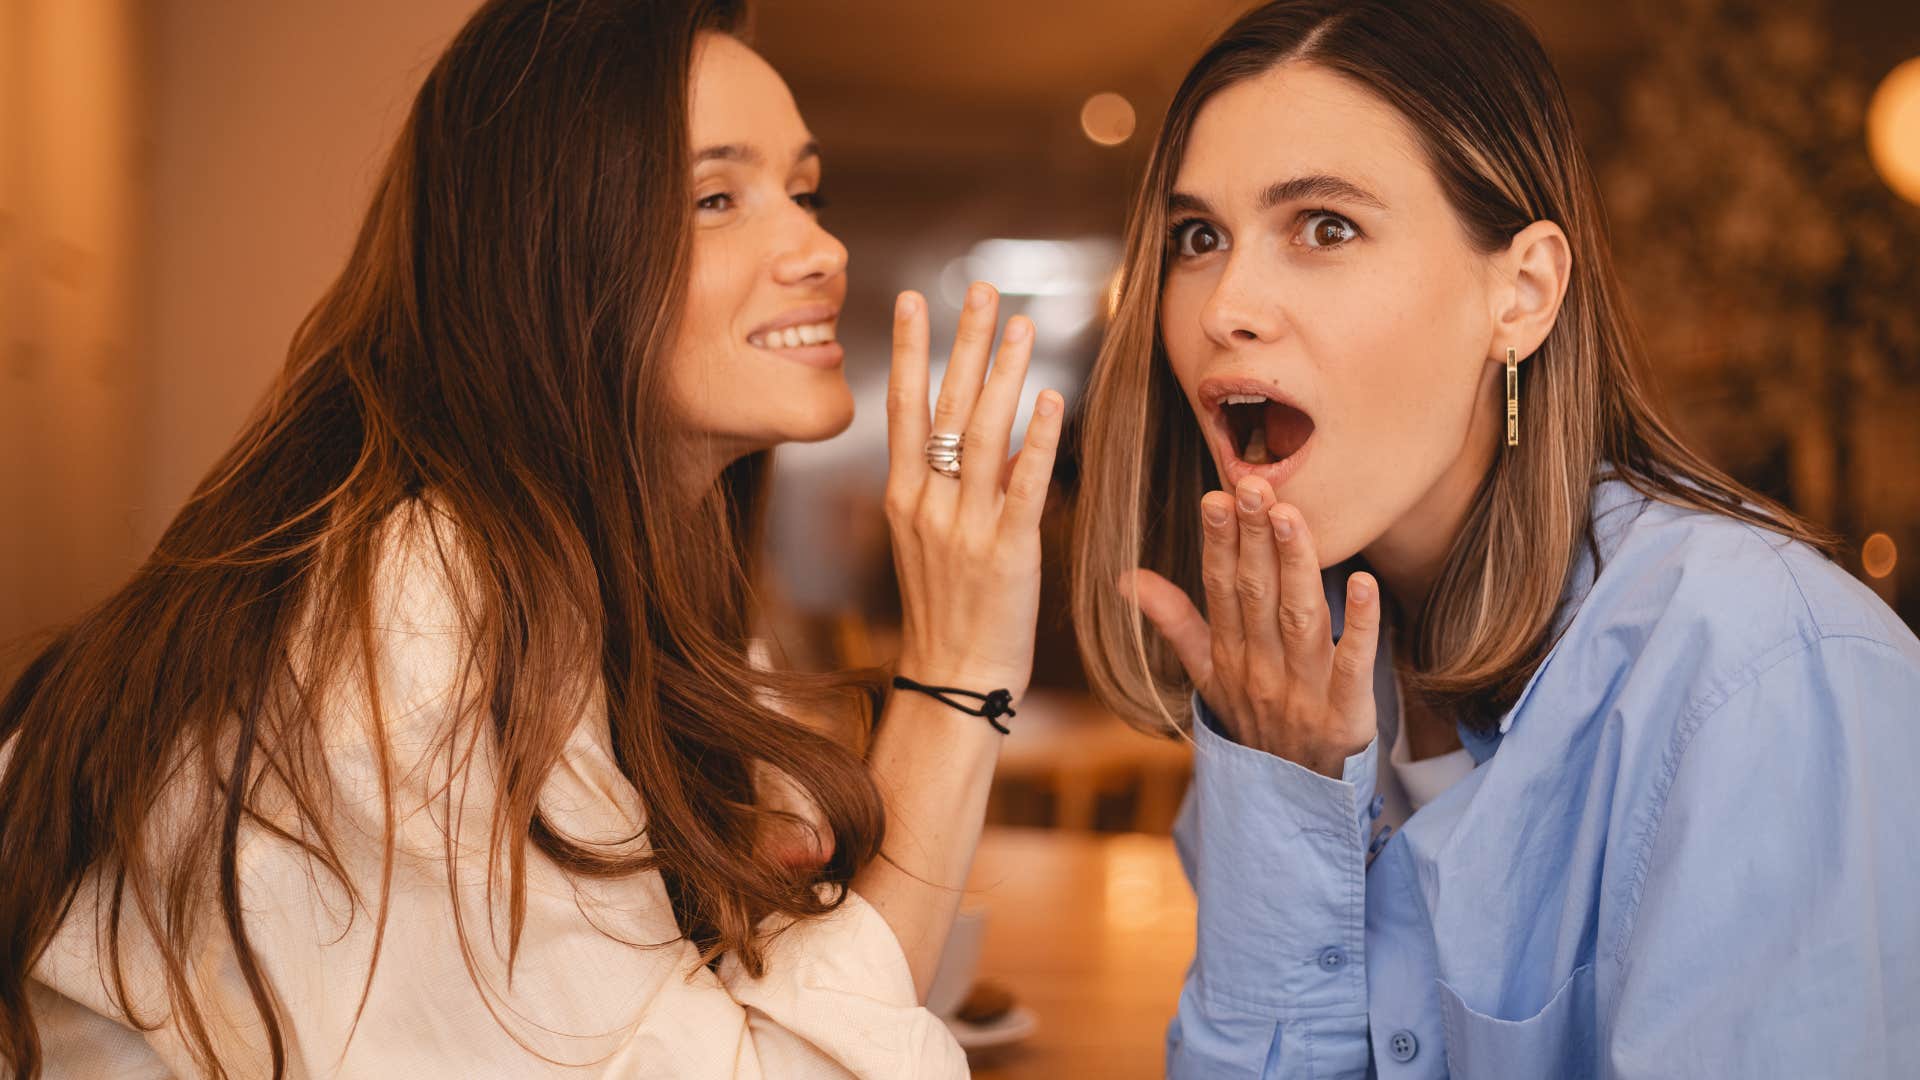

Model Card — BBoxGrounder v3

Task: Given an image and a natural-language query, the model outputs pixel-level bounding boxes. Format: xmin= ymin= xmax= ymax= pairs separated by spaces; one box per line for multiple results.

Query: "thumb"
xmin=1119 ymin=569 xmax=1213 ymax=688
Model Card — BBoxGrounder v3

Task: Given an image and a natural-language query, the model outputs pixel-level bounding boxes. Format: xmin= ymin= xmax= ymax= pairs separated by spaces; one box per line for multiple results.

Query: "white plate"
xmin=944 ymin=1004 xmax=1039 ymax=1052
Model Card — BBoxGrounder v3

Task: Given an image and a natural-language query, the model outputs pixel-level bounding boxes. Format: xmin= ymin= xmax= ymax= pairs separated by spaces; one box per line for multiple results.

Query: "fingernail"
xmin=1236 ymin=484 xmax=1261 ymax=513
xmin=1202 ymin=498 xmax=1230 ymax=526
xmin=896 ymin=292 xmax=919 ymax=318
xmin=1006 ymin=316 xmax=1031 ymax=343
xmin=1351 ymin=576 xmax=1373 ymax=603
xmin=1035 ymin=390 xmax=1061 ymax=416
xmin=1271 ymin=511 xmax=1294 ymax=542
xmin=967 ymin=282 xmax=991 ymax=310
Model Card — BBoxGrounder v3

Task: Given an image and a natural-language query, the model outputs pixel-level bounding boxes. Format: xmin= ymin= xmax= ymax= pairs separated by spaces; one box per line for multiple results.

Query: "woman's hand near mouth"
xmin=1123 ymin=475 xmax=1381 ymax=778
xmin=854 ymin=282 xmax=1066 ymax=999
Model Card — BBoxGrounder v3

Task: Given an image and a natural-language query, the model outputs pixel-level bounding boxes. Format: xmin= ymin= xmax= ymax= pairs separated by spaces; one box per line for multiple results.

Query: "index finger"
xmin=886 ymin=291 xmax=931 ymax=502
xmin=1269 ymin=502 xmax=1333 ymax=681
xmin=1197 ymin=491 xmax=1245 ymax=646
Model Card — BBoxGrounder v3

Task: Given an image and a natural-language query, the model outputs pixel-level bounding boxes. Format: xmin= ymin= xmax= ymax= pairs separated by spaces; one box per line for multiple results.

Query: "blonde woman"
xmin=1072 ymin=1 xmax=1920 ymax=1076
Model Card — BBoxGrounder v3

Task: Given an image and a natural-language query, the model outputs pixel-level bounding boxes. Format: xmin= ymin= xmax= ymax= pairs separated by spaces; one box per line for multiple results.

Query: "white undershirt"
xmin=1344 ymin=584 xmax=1478 ymax=833
xmin=1374 ymin=668 xmax=1476 ymax=832
xmin=1390 ymin=710 xmax=1476 ymax=810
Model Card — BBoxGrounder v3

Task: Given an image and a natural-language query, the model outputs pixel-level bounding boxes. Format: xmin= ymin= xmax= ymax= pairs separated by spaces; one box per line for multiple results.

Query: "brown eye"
xmin=1172 ymin=220 xmax=1226 ymax=257
xmin=1302 ymin=212 xmax=1357 ymax=249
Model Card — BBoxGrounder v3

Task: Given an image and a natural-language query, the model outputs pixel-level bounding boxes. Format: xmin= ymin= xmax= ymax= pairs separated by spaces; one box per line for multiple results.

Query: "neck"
xmin=1363 ymin=377 xmax=1502 ymax=630
xmin=1365 ymin=463 xmax=1482 ymax=629
xmin=676 ymin=433 xmax=760 ymax=502
xmin=1392 ymin=651 xmax=1466 ymax=760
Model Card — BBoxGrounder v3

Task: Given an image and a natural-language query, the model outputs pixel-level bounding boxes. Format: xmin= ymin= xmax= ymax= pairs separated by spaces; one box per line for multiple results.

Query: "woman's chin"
xmin=795 ymin=387 xmax=856 ymax=443
xmin=746 ymin=407 xmax=853 ymax=452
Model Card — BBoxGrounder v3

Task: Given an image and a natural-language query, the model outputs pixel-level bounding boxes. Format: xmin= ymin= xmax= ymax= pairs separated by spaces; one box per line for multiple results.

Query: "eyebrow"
xmin=693 ymin=139 xmax=821 ymax=167
xmin=1168 ymin=173 xmax=1388 ymax=216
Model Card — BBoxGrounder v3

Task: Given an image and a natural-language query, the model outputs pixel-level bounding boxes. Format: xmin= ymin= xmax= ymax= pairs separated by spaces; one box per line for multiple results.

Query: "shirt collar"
xmin=1330 ymin=471 xmax=1651 ymax=762
xmin=1458 ymin=473 xmax=1651 ymax=759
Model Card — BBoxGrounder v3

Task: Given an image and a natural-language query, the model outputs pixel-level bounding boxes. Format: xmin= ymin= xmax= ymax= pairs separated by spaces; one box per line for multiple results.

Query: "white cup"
xmin=925 ymin=907 xmax=988 ymax=1018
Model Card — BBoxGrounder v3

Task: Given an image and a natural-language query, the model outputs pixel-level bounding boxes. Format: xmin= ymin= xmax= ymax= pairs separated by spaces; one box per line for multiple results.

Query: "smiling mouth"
xmin=1217 ymin=392 xmax=1315 ymax=466
xmin=747 ymin=321 xmax=837 ymax=350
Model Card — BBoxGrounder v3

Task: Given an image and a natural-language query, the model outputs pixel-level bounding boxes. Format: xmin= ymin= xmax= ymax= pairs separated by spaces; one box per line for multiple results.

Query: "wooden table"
xmin=960 ymin=827 xmax=1196 ymax=1078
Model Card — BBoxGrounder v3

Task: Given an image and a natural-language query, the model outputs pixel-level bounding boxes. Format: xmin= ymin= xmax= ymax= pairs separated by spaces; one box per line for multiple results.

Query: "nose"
xmin=1198 ymin=251 xmax=1283 ymax=348
xmin=772 ymin=213 xmax=848 ymax=287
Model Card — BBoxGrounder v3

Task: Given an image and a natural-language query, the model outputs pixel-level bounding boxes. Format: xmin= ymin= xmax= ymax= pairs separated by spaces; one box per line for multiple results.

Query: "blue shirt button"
xmin=1368 ymin=824 xmax=1396 ymax=856
xmin=1317 ymin=946 xmax=1346 ymax=972
xmin=1388 ymin=1029 xmax=1418 ymax=1063
xmin=1368 ymin=793 xmax=1385 ymax=820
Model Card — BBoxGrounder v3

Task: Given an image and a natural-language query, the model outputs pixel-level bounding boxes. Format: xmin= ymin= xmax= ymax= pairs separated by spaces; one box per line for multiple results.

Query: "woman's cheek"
xmin=1159 ymin=325 xmax=1206 ymax=402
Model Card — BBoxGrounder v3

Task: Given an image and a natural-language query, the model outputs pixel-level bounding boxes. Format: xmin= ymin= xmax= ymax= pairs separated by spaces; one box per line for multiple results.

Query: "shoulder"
xmin=1565 ymin=481 xmax=1918 ymax=710
xmin=1538 ymin=489 xmax=1920 ymax=941
xmin=293 ymin=497 xmax=491 ymax=740
xmin=367 ymin=496 xmax=483 ymax=635
xmin=1504 ymin=479 xmax=1920 ymax=790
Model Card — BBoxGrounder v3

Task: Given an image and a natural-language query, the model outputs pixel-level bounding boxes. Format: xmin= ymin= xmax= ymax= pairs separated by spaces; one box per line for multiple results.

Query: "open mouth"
xmin=1217 ymin=392 xmax=1315 ymax=466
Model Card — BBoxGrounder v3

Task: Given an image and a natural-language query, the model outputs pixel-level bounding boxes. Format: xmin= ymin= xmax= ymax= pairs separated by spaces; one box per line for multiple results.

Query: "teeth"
xmin=751 ymin=322 xmax=837 ymax=349
xmin=1221 ymin=393 xmax=1268 ymax=405
xmin=1242 ymin=426 xmax=1272 ymax=464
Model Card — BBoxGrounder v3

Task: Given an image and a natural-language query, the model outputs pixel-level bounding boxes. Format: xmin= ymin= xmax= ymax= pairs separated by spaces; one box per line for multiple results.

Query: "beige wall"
xmin=140 ymin=0 xmax=478 ymax=543
xmin=2 ymin=0 xmax=478 ymax=669
xmin=1 ymin=0 xmax=143 ymax=666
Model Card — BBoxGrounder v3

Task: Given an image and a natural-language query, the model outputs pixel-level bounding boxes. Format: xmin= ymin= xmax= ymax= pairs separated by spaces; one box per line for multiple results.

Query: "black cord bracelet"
xmin=890 ymin=675 xmax=1017 ymax=734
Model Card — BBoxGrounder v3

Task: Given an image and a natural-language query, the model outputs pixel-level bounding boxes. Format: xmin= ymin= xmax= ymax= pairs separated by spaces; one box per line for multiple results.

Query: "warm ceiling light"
xmin=1863 ymin=532 xmax=1898 ymax=579
xmin=1868 ymin=58 xmax=1920 ymax=205
xmin=1081 ymin=92 xmax=1136 ymax=147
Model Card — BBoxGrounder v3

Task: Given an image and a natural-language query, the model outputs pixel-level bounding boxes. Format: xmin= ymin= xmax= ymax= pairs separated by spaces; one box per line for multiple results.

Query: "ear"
xmin=1488 ymin=220 xmax=1571 ymax=365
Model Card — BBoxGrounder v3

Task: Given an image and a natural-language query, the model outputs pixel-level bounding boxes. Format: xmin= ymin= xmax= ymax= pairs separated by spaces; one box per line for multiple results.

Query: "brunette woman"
xmin=0 ymin=1 xmax=1060 ymax=1076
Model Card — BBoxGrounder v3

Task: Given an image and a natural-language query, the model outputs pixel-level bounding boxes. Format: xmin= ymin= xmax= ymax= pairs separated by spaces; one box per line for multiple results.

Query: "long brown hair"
xmin=0 ymin=2 xmax=886 ymax=1076
xmin=1073 ymin=0 xmax=1835 ymax=733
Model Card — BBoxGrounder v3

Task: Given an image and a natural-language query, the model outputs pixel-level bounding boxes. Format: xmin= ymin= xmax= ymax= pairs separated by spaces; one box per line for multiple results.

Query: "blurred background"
xmin=4 ymin=0 xmax=1918 ymax=1072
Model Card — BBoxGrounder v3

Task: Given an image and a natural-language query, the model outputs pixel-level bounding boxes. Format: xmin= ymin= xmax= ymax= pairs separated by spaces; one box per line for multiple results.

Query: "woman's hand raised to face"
xmin=860 ymin=281 xmax=1063 ymax=999
xmin=1125 ymin=477 xmax=1382 ymax=778
xmin=886 ymin=282 xmax=1064 ymax=702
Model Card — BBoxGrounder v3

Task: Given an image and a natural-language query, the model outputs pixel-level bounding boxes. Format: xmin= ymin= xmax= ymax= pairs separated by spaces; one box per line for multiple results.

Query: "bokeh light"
xmin=1864 ymin=532 xmax=1899 ymax=579
xmin=1867 ymin=58 xmax=1920 ymax=205
xmin=1080 ymin=92 xmax=1136 ymax=147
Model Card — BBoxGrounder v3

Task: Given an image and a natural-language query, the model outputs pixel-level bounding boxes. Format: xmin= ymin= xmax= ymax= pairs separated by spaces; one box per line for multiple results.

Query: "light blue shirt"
xmin=1169 ymin=477 xmax=1920 ymax=1078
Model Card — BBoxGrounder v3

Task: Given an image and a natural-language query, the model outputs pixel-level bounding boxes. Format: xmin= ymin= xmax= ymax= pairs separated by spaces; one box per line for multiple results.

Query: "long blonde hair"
xmin=1072 ymin=0 xmax=1834 ymax=732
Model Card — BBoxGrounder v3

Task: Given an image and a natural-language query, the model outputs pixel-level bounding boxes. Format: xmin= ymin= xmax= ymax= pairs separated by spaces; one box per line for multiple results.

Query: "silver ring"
xmin=924 ymin=432 xmax=964 ymax=478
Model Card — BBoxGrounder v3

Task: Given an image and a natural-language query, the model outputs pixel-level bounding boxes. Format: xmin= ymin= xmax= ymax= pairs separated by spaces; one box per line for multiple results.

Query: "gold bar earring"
xmin=1505 ymin=347 xmax=1519 ymax=447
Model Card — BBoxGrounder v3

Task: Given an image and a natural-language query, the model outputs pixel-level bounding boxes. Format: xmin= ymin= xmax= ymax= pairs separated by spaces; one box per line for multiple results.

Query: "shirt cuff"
xmin=1191 ymin=694 xmax=1377 ymax=834
xmin=1183 ymin=694 xmax=1375 ymax=1015
xmin=719 ymin=889 xmax=968 ymax=1076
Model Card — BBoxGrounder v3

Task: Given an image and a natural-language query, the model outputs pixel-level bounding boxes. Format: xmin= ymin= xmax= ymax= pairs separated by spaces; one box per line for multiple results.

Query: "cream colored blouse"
xmin=24 ymin=507 xmax=965 ymax=1078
